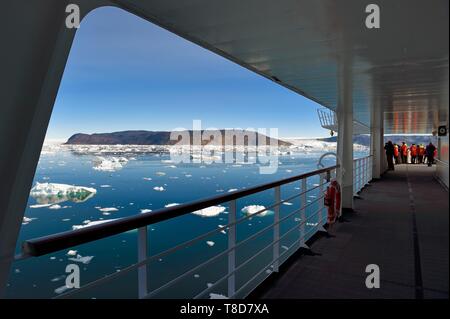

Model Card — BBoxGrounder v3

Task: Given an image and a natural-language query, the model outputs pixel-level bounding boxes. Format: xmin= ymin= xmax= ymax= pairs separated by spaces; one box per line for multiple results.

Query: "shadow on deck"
xmin=255 ymin=164 xmax=449 ymax=299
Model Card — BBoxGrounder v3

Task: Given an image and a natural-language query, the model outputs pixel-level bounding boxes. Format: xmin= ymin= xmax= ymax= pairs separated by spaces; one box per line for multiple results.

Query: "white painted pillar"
xmin=370 ymin=103 xmax=383 ymax=179
xmin=336 ymin=63 xmax=354 ymax=211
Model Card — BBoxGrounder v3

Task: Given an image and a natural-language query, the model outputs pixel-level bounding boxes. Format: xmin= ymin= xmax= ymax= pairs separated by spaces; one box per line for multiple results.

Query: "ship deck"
xmin=257 ymin=164 xmax=449 ymax=299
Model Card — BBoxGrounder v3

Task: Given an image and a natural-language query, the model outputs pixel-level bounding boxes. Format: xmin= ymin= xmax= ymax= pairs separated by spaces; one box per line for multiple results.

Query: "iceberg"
xmin=153 ymin=186 xmax=165 ymax=192
xmin=241 ymin=205 xmax=273 ymax=217
xmin=92 ymin=156 xmax=128 ymax=172
xmin=192 ymin=206 xmax=226 ymax=217
xmin=30 ymin=182 xmax=96 ymax=205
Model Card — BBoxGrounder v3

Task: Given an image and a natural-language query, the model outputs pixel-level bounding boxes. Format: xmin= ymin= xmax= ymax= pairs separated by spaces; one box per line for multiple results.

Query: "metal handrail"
xmin=21 ymin=165 xmax=337 ymax=257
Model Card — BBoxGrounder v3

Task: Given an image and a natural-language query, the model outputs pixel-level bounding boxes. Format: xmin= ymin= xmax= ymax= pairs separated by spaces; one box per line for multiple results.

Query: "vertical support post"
xmin=336 ymin=60 xmax=354 ymax=212
xmin=300 ymin=178 xmax=308 ymax=246
xmin=273 ymin=186 xmax=280 ymax=272
xmin=227 ymin=200 xmax=236 ymax=298
xmin=138 ymin=226 xmax=148 ymax=299
xmin=370 ymin=102 xmax=384 ymax=179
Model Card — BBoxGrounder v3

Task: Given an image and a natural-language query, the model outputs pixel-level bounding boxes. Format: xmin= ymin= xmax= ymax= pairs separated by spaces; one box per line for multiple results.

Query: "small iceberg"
xmin=206 ymin=241 xmax=215 ymax=247
xmin=192 ymin=206 xmax=226 ymax=217
xmin=97 ymin=207 xmax=118 ymax=213
xmin=140 ymin=209 xmax=152 ymax=214
xmin=153 ymin=186 xmax=165 ymax=192
xmin=22 ymin=217 xmax=36 ymax=225
xmin=164 ymin=203 xmax=179 ymax=208
xmin=241 ymin=205 xmax=273 ymax=217
xmin=66 ymin=250 xmax=77 ymax=256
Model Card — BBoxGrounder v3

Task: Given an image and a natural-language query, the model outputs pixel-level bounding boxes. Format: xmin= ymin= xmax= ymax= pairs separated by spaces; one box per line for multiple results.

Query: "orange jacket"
xmin=410 ymin=145 xmax=417 ymax=156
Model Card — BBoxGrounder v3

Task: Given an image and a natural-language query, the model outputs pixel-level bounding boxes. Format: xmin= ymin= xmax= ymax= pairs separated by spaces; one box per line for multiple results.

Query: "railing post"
xmin=138 ymin=226 xmax=148 ymax=299
xmin=300 ymin=178 xmax=307 ymax=247
xmin=273 ymin=186 xmax=280 ymax=272
xmin=227 ymin=200 xmax=236 ymax=298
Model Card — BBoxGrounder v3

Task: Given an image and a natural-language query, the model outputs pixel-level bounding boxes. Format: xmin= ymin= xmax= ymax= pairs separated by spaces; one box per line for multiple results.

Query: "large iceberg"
xmin=30 ymin=182 xmax=96 ymax=205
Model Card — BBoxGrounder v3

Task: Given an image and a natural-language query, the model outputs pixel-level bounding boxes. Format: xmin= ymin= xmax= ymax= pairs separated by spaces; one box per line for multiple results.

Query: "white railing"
xmin=353 ymin=155 xmax=373 ymax=195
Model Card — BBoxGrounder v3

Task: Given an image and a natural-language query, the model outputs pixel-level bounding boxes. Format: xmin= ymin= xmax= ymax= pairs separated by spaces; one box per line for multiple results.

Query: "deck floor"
xmin=260 ymin=164 xmax=449 ymax=299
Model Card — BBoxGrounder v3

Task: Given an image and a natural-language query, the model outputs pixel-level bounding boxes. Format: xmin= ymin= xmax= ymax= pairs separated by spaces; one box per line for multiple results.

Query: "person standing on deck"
xmin=410 ymin=144 xmax=418 ymax=164
xmin=394 ymin=144 xmax=400 ymax=164
xmin=384 ymin=141 xmax=395 ymax=170
xmin=401 ymin=142 xmax=408 ymax=164
xmin=425 ymin=142 xmax=436 ymax=167
xmin=418 ymin=144 xmax=425 ymax=164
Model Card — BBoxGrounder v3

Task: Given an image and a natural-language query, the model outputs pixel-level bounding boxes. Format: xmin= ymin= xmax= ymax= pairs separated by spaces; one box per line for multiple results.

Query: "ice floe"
xmin=66 ymin=250 xmax=77 ymax=256
xmin=97 ymin=207 xmax=119 ymax=213
xmin=153 ymin=186 xmax=165 ymax=192
xmin=72 ymin=219 xmax=117 ymax=230
xmin=140 ymin=209 xmax=152 ymax=214
xmin=206 ymin=241 xmax=215 ymax=247
xmin=165 ymin=203 xmax=179 ymax=208
xmin=22 ymin=217 xmax=37 ymax=225
xmin=192 ymin=206 xmax=226 ymax=217
xmin=30 ymin=182 xmax=96 ymax=205
xmin=241 ymin=205 xmax=273 ymax=217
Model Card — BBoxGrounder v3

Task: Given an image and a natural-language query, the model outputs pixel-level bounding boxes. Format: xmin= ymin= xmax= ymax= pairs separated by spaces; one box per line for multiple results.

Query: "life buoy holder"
xmin=324 ymin=179 xmax=341 ymax=224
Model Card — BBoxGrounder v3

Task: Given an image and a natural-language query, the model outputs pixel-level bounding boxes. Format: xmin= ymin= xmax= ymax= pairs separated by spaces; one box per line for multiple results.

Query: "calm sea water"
xmin=6 ymin=147 xmax=367 ymax=298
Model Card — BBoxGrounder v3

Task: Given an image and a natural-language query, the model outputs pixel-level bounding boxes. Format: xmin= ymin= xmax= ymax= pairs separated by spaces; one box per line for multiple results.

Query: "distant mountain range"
xmin=318 ymin=135 xmax=437 ymax=146
xmin=66 ymin=130 xmax=292 ymax=146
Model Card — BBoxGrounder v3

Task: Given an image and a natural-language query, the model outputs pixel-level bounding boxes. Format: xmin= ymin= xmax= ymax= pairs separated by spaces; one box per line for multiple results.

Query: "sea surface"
xmin=6 ymin=145 xmax=368 ymax=298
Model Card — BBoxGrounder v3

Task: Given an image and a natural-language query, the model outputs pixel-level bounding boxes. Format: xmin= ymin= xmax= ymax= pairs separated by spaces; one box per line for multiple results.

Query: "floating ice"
xmin=155 ymin=172 xmax=166 ymax=176
xmin=93 ymin=156 xmax=128 ymax=172
xmin=29 ymin=203 xmax=52 ymax=209
xmin=66 ymin=250 xmax=77 ymax=256
xmin=282 ymin=202 xmax=293 ymax=206
xmin=72 ymin=219 xmax=117 ymax=230
xmin=192 ymin=206 xmax=226 ymax=217
xmin=100 ymin=185 xmax=112 ymax=188
xmin=22 ymin=217 xmax=37 ymax=225
xmin=142 ymin=177 xmax=152 ymax=181
xmin=97 ymin=207 xmax=118 ymax=213
xmin=68 ymin=254 xmax=94 ymax=264
xmin=140 ymin=209 xmax=152 ymax=214
xmin=227 ymin=188 xmax=238 ymax=192
xmin=206 ymin=241 xmax=215 ymax=247
xmin=30 ymin=182 xmax=96 ymax=205
xmin=153 ymin=186 xmax=165 ymax=192
xmin=241 ymin=205 xmax=273 ymax=217
xmin=49 ymin=204 xmax=62 ymax=210
xmin=165 ymin=203 xmax=179 ymax=208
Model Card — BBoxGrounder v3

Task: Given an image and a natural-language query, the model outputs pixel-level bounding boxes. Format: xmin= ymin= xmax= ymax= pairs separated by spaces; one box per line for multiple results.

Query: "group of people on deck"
xmin=384 ymin=141 xmax=437 ymax=170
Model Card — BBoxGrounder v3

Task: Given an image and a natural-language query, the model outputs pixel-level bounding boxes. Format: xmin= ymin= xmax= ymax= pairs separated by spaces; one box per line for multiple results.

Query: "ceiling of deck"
xmin=113 ymin=0 xmax=449 ymax=134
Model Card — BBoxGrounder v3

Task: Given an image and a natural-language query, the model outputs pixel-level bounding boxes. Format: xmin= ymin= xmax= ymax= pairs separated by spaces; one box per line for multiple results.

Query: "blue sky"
xmin=46 ymin=6 xmax=328 ymax=140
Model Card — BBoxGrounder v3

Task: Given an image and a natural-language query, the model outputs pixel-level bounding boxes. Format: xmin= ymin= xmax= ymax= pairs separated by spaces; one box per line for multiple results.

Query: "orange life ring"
xmin=324 ymin=180 xmax=341 ymax=224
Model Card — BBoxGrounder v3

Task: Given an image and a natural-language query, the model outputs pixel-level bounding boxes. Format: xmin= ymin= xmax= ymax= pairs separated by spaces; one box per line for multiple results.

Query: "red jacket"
xmin=394 ymin=146 xmax=399 ymax=157
xmin=410 ymin=145 xmax=417 ymax=156
xmin=401 ymin=144 xmax=408 ymax=156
